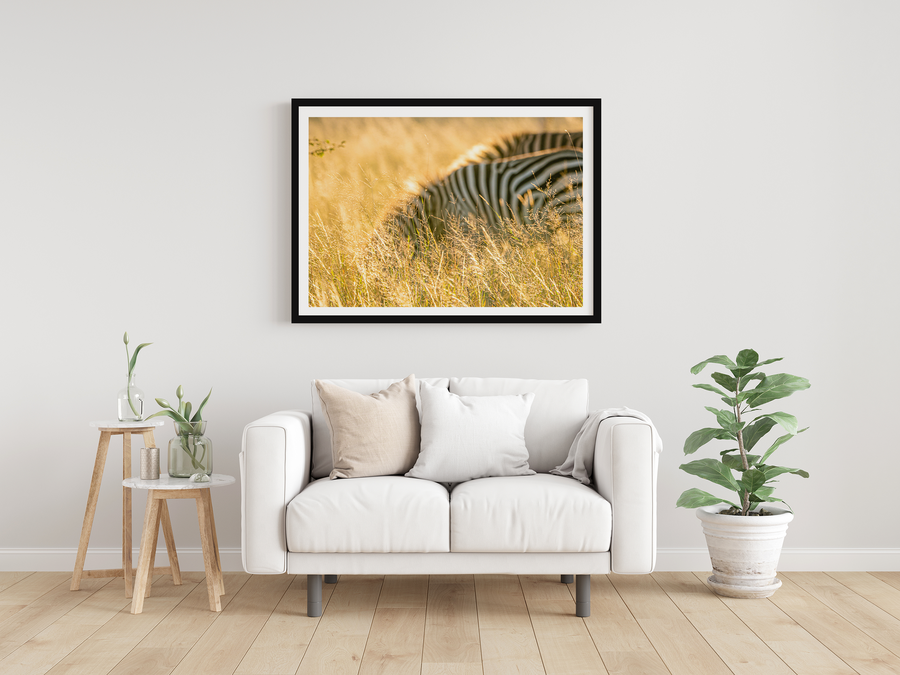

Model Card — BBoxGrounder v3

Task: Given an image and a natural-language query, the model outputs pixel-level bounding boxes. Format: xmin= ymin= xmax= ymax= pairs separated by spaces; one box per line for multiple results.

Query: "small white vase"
xmin=697 ymin=504 xmax=793 ymax=599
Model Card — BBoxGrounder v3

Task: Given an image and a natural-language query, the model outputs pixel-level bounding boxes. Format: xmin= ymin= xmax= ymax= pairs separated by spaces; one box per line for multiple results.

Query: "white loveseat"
xmin=240 ymin=377 xmax=659 ymax=617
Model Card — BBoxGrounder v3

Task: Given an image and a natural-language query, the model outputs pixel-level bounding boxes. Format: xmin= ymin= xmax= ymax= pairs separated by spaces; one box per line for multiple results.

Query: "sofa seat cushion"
xmin=286 ymin=476 xmax=450 ymax=553
xmin=450 ymin=474 xmax=611 ymax=553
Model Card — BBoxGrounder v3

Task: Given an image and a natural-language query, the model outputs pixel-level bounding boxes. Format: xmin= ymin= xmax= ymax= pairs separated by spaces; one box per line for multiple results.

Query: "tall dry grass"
xmin=308 ymin=117 xmax=584 ymax=308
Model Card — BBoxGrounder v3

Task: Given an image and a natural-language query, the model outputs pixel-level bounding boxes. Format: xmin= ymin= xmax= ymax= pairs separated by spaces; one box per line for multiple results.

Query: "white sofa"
xmin=240 ymin=377 xmax=659 ymax=617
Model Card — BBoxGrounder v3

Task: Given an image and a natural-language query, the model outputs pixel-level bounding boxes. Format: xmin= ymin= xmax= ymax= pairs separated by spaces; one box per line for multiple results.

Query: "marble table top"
xmin=123 ymin=474 xmax=235 ymax=490
xmin=91 ymin=420 xmax=165 ymax=429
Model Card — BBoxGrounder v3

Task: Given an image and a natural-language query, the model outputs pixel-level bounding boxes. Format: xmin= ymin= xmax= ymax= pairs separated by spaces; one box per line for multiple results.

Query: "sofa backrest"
xmin=310 ymin=377 xmax=589 ymax=478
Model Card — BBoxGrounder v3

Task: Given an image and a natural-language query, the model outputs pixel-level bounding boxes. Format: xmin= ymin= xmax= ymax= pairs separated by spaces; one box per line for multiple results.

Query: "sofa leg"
xmin=575 ymin=574 xmax=590 ymax=617
xmin=324 ymin=574 xmax=338 ymax=584
xmin=307 ymin=574 xmax=322 ymax=617
xmin=560 ymin=574 xmax=574 ymax=584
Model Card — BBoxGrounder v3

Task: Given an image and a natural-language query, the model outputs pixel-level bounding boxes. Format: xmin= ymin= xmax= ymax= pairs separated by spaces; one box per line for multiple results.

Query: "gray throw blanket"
xmin=551 ymin=407 xmax=663 ymax=485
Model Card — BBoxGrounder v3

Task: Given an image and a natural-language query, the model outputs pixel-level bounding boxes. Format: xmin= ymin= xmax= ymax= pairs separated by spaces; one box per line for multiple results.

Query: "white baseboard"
xmin=2 ymin=548 xmax=899 ymax=573
xmin=656 ymin=548 xmax=900 ymax=572
xmin=0 ymin=548 xmax=245 ymax=573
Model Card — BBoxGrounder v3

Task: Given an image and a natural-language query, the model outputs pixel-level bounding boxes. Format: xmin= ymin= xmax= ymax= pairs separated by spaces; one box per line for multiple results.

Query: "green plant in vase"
xmin=147 ymin=385 xmax=213 ymax=477
xmin=117 ymin=332 xmax=151 ymax=421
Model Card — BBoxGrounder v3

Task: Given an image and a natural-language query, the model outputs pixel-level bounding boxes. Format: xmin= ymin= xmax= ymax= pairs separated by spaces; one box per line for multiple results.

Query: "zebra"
xmin=444 ymin=131 xmax=584 ymax=173
xmin=391 ymin=147 xmax=583 ymax=242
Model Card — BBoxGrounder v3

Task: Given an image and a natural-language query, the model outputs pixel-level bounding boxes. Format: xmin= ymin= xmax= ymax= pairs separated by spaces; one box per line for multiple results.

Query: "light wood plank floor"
xmin=1 ymin=571 xmax=898 ymax=675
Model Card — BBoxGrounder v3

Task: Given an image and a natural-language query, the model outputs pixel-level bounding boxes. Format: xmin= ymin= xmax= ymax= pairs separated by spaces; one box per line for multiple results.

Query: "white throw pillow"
xmin=407 ymin=381 xmax=535 ymax=483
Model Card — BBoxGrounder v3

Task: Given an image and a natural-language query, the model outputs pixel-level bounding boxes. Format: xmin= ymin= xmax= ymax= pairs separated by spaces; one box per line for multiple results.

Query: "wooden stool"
xmin=71 ymin=421 xmax=179 ymax=597
xmin=125 ymin=474 xmax=235 ymax=614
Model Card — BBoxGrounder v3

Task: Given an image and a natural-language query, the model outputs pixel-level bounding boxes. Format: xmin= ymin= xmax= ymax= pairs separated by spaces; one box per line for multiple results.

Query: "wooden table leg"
xmin=203 ymin=489 xmax=225 ymax=596
xmin=122 ymin=431 xmax=133 ymax=598
xmin=159 ymin=500 xmax=182 ymax=585
xmin=131 ymin=492 xmax=161 ymax=614
xmin=195 ymin=490 xmax=222 ymax=612
xmin=71 ymin=431 xmax=111 ymax=591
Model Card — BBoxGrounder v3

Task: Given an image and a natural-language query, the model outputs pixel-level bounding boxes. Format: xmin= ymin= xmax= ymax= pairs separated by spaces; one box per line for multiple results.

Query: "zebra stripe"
xmin=393 ymin=148 xmax=583 ymax=241
xmin=476 ymin=131 xmax=583 ymax=161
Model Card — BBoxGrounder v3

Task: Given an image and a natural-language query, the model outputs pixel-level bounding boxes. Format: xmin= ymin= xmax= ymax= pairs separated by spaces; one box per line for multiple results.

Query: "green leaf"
xmin=762 ymin=465 xmax=810 ymax=480
xmin=738 ymin=372 xmax=765 ymax=391
xmin=721 ymin=453 xmax=761 ymax=471
xmin=738 ymin=468 xmax=767 ymax=495
xmin=693 ymin=383 xmax=728 ymax=397
xmin=679 ymin=458 xmax=741 ymax=492
xmin=183 ymin=402 xmax=192 ymax=422
xmin=676 ymin=488 xmax=739 ymax=509
xmin=711 ymin=372 xmax=738 ymax=392
xmin=758 ymin=432 xmax=796 ymax=464
xmin=128 ymin=342 xmax=152 ymax=375
xmin=732 ymin=349 xmax=759 ymax=377
xmin=691 ymin=355 xmax=737 ymax=375
xmin=756 ymin=357 xmax=784 ymax=368
xmin=191 ymin=388 xmax=213 ymax=422
xmin=759 ymin=412 xmax=799 ymax=435
xmin=684 ymin=428 xmax=734 ymax=455
xmin=705 ymin=406 xmax=742 ymax=434
xmin=145 ymin=408 xmax=190 ymax=424
xmin=743 ymin=373 xmax=810 ymax=408
xmin=741 ymin=417 xmax=777 ymax=451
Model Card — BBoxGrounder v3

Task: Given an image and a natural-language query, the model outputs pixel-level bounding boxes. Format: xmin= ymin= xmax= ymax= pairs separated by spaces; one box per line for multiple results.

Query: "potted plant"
xmin=677 ymin=349 xmax=810 ymax=598
xmin=147 ymin=385 xmax=213 ymax=478
xmin=117 ymin=332 xmax=151 ymax=422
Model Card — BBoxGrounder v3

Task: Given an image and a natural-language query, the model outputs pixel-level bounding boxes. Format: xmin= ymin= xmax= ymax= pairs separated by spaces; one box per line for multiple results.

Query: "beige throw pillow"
xmin=316 ymin=374 xmax=421 ymax=479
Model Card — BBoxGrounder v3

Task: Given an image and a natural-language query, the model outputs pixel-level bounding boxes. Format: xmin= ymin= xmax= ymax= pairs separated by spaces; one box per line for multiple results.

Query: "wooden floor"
xmin=1 ymin=571 xmax=900 ymax=675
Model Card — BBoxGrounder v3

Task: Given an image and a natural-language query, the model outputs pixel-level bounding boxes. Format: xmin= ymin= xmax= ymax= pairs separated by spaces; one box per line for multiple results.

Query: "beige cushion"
xmin=315 ymin=374 xmax=420 ymax=479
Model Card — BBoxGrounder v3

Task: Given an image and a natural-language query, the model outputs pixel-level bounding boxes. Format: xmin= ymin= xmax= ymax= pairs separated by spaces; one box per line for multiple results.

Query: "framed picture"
xmin=292 ymin=99 xmax=599 ymax=323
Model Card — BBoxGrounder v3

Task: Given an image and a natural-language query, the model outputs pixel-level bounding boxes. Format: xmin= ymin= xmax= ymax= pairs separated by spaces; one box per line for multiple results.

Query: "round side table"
xmin=124 ymin=473 xmax=235 ymax=614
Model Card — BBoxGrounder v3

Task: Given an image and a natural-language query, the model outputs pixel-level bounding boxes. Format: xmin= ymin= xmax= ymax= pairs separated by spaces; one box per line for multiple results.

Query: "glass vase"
xmin=117 ymin=372 xmax=144 ymax=422
xmin=167 ymin=420 xmax=213 ymax=478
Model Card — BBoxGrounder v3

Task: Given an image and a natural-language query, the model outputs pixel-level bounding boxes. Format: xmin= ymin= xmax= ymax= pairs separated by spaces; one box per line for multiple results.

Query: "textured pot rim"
xmin=696 ymin=503 xmax=794 ymax=525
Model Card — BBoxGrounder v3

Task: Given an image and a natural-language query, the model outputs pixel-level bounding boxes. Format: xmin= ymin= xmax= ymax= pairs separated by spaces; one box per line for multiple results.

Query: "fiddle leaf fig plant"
xmin=677 ymin=349 xmax=810 ymax=516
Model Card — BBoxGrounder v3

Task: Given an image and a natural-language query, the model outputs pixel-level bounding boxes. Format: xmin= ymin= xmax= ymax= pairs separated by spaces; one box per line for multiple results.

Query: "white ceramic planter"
xmin=697 ymin=504 xmax=793 ymax=599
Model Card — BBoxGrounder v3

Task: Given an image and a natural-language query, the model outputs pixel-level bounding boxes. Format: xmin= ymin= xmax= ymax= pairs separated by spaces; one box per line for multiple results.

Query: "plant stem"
xmin=734 ymin=376 xmax=750 ymax=515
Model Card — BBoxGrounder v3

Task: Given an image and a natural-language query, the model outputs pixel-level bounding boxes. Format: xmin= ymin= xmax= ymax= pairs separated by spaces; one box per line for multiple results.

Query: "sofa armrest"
xmin=592 ymin=417 xmax=659 ymax=574
xmin=240 ymin=410 xmax=312 ymax=574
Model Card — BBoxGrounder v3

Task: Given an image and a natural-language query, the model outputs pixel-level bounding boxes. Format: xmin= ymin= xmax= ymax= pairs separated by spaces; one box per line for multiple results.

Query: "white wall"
xmin=1 ymin=1 xmax=897 ymax=571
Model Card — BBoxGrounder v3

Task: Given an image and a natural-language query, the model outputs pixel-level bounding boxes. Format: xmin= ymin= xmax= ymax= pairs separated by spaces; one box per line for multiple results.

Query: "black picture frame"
xmin=292 ymin=99 xmax=600 ymax=323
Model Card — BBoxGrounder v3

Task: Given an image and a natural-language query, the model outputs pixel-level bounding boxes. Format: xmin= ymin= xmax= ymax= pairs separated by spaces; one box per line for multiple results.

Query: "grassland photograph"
xmin=304 ymin=112 xmax=588 ymax=312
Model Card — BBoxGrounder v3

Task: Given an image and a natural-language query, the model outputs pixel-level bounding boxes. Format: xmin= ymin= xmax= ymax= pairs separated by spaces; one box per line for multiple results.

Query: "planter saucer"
xmin=707 ymin=575 xmax=782 ymax=599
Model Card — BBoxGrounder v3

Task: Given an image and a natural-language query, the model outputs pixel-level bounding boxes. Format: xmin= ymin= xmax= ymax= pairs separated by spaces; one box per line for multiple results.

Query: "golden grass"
xmin=308 ymin=117 xmax=584 ymax=308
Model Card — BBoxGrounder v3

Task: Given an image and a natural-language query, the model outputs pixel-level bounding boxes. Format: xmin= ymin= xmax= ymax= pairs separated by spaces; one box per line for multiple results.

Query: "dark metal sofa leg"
xmin=561 ymin=574 xmax=574 ymax=584
xmin=307 ymin=574 xmax=322 ymax=617
xmin=575 ymin=574 xmax=591 ymax=617
xmin=324 ymin=574 xmax=338 ymax=584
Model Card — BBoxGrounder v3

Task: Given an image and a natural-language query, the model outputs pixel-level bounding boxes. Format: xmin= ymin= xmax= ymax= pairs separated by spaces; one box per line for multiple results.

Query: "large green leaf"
xmin=679 ymin=458 xmax=741 ymax=493
xmin=146 ymin=408 xmax=190 ymax=424
xmin=741 ymin=417 xmax=777 ymax=451
xmin=693 ymin=383 xmax=728 ymax=397
xmin=711 ymin=372 xmax=738 ymax=393
xmin=759 ymin=412 xmax=799 ymax=435
xmin=690 ymin=355 xmax=737 ymax=375
xmin=738 ymin=372 xmax=765 ymax=391
xmin=721 ymin=453 xmax=761 ymax=471
xmin=684 ymin=427 xmax=734 ymax=455
xmin=756 ymin=357 xmax=784 ymax=368
xmin=758 ymin=432 xmax=796 ymax=464
xmin=705 ymin=406 xmax=741 ymax=434
xmin=743 ymin=373 xmax=810 ymax=407
xmin=732 ymin=349 xmax=759 ymax=377
xmin=128 ymin=342 xmax=152 ymax=375
xmin=676 ymin=488 xmax=739 ymax=509
xmin=191 ymin=388 xmax=213 ymax=422
xmin=738 ymin=468 xmax=767 ymax=495
xmin=762 ymin=465 xmax=810 ymax=480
